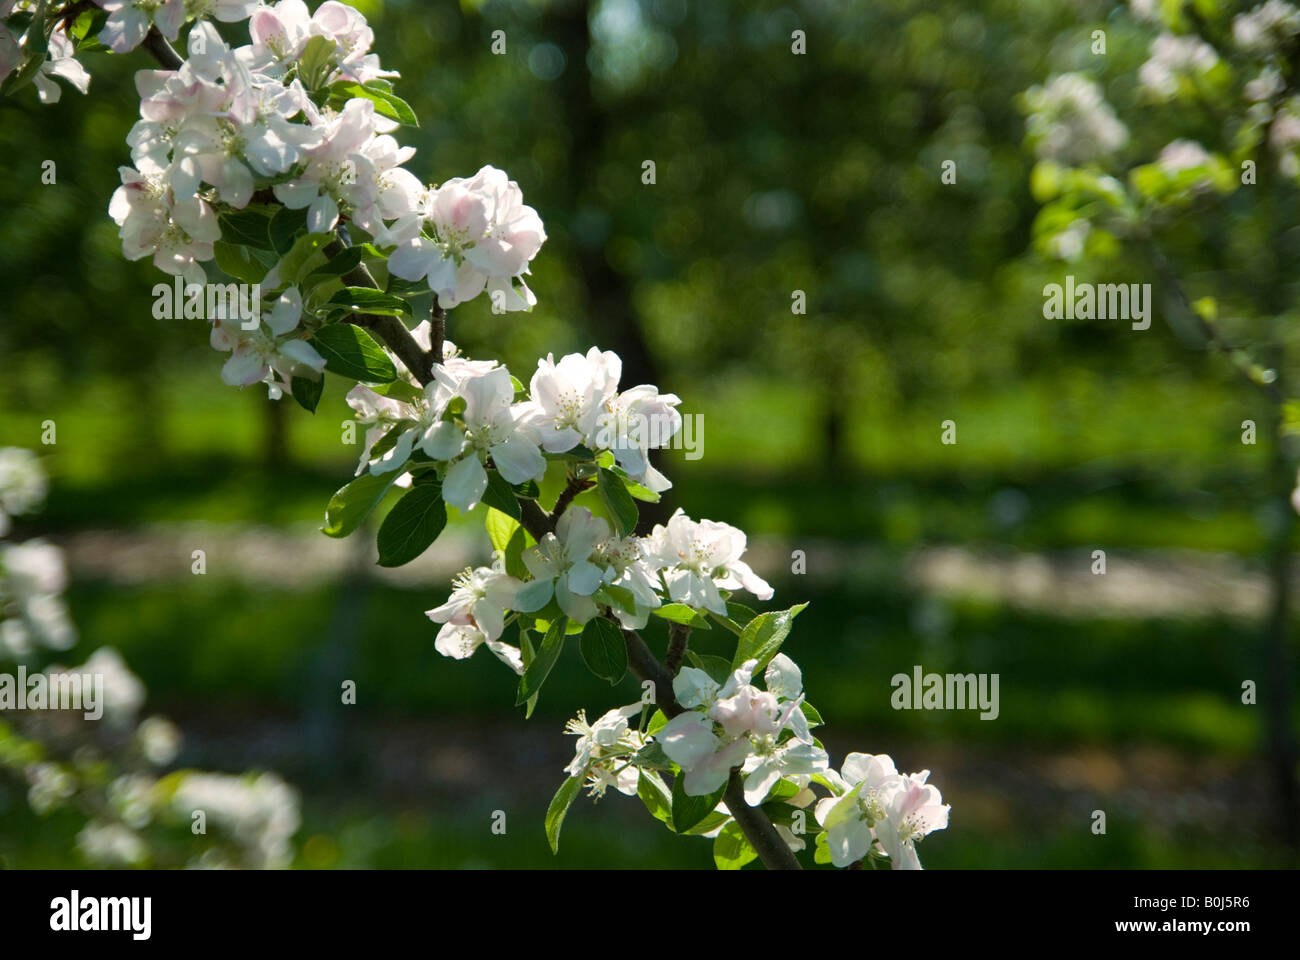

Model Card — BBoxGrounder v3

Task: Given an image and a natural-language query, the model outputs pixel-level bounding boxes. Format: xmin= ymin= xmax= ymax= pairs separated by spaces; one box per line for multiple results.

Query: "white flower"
xmin=0 ymin=448 xmax=47 ymax=535
xmin=1233 ymin=1 xmax=1300 ymax=52
xmin=273 ymin=98 xmax=397 ymax=234
xmin=876 ymin=771 xmax=950 ymax=870
xmin=423 ymin=365 xmax=546 ymax=511
xmin=30 ymin=31 xmax=91 ymax=105
xmin=108 ymin=166 xmax=220 ymax=286
xmin=99 ymin=0 xmax=186 ymax=55
xmin=657 ymin=711 xmax=753 ymax=796
xmin=644 ymin=509 xmax=773 ymax=616
xmin=386 ymin=165 xmax=546 ymax=310
xmin=814 ymin=753 xmax=902 ymax=868
xmin=170 ymin=771 xmax=300 ymax=868
xmin=514 ymin=507 xmax=610 ymax=624
xmin=563 ymin=702 xmax=644 ymax=797
xmin=1138 ymin=33 xmax=1218 ymax=101
xmin=78 ymin=820 xmax=148 ymax=867
xmin=1023 ymin=73 xmax=1129 ymax=166
xmin=425 ymin=564 xmax=525 ymax=672
xmin=210 ymin=287 xmax=325 ymax=399
xmin=814 ymin=754 xmax=950 ymax=869
xmin=516 ymin=348 xmax=622 ymax=453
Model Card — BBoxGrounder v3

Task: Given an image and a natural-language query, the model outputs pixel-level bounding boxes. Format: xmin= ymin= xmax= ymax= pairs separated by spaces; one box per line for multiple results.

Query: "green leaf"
xmin=269 ymin=205 xmax=309 ymax=256
xmin=579 ymin=618 xmax=628 ymax=684
xmin=376 ymin=482 xmax=446 ymax=567
xmin=597 ymin=466 xmax=638 ymax=536
xmin=800 ymin=702 xmax=823 ymax=727
xmin=322 ymin=471 xmax=398 ymax=538
xmin=367 ymin=379 xmax=423 ymax=403
xmin=545 ymin=775 xmax=584 ymax=854
xmin=327 ymin=286 xmax=412 ymax=317
xmin=636 ymin=771 xmax=672 ymax=826
xmin=213 ymin=241 xmax=269 ymax=283
xmin=218 ymin=205 xmax=277 ymax=249
xmin=311 ymin=324 xmax=398 ymax=384
xmin=485 ymin=508 xmax=521 ymax=556
xmin=481 ymin=470 xmax=521 ymax=520
xmin=732 ymin=603 xmax=808 ymax=671
xmin=305 ymin=245 xmax=366 ymax=280
xmin=518 ymin=627 xmax=539 ymax=719
xmin=485 ymin=508 xmax=530 ymax=580
xmin=329 ymin=80 xmax=420 ymax=126
xmin=813 ymin=831 xmax=832 ymax=865
xmin=671 ymin=776 xmax=727 ymax=834
xmin=631 ymin=740 xmax=673 ymax=771
xmin=297 ymin=34 xmax=339 ymax=90
xmin=683 ymin=809 xmax=732 ymax=837
xmin=516 ymin=616 xmax=568 ymax=706
xmin=290 ymin=375 xmax=323 ymax=413
xmin=609 ymin=465 xmax=660 ymax=503
xmin=652 ymin=603 xmax=712 ymax=629
xmin=713 ymin=820 xmax=758 ymax=870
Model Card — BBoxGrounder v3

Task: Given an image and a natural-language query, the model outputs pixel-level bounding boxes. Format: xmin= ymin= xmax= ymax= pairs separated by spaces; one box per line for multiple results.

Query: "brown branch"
xmin=518 ymin=498 xmax=554 ymax=542
xmin=141 ymin=25 xmax=183 ymax=70
xmin=552 ymin=474 xmax=594 ymax=519
xmin=665 ymin=622 xmax=689 ymax=675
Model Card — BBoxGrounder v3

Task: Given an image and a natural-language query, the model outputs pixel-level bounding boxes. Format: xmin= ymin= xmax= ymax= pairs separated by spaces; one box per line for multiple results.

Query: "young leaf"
xmin=311 ymin=324 xmax=398 ymax=384
xmin=329 ymin=80 xmax=420 ymax=126
xmin=713 ymin=820 xmax=758 ymax=870
xmin=652 ymin=603 xmax=712 ymax=629
xmin=597 ymin=466 xmax=638 ymax=536
xmin=327 ymin=287 xmax=412 ymax=317
xmin=376 ymin=482 xmax=446 ymax=567
xmin=545 ymin=775 xmax=583 ymax=854
xmin=516 ymin=615 xmax=568 ymax=706
xmin=732 ymin=603 xmax=808 ymax=671
xmin=518 ymin=626 xmax=539 ymax=719
xmin=579 ymin=617 xmax=628 ymax=684
xmin=637 ymin=771 xmax=673 ymax=827
xmin=322 ymin=471 xmax=398 ymax=538
xmin=305 ymin=245 xmax=366 ymax=279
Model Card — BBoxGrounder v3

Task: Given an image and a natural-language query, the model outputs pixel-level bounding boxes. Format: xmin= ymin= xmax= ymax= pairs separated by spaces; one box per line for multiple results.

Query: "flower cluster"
xmin=348 ymin=343 xmax=683 ymax=509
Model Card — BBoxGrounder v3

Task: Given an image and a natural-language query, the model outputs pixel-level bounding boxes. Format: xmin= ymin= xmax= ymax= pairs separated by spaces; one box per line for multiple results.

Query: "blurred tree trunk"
xmin=549 ymin=1 xmax=670 ymax=532
xmin=549 ymin=0 xmax=660 ymax=391
xmin=262 ymin=393 xmax=289 ymax=469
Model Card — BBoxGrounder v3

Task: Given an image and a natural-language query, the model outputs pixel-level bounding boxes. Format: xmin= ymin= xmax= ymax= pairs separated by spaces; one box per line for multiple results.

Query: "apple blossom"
xmin=563 ymin=702 xmax=645 ymax=798
xmin=386 ymin=165 xmax=546 ymax=310
xmin=514 ymin=506 xmax=611 ymax=624
xmin=645 ymin=509 xmax=774 ymax=616
xmin=425 ymin=563 xmax=525 ymax=673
